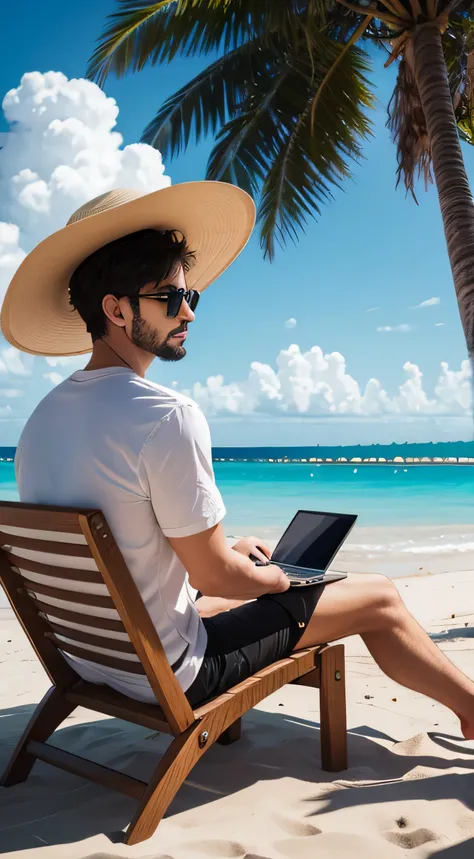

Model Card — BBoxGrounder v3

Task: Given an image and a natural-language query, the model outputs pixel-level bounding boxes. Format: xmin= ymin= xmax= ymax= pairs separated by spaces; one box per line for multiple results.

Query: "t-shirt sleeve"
xmin=138 ymin=403 xmax=226 ymax=538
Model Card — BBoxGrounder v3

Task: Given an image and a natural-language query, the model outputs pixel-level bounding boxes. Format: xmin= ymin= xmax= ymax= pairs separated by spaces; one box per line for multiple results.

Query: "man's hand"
xmin=232 ymin=536 xmax=272 ymax=564
xmin=232 ymin=535 xmax=289 ymax=594
xmin=169 ymin=523 xmax=290 ymax=599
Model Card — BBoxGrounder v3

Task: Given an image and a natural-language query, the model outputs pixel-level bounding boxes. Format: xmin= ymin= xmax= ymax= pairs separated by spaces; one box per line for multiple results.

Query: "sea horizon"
xmin=1 ymin=440 xmax=473 ymax=463
xmin=0 ymin=441 xmax=472 ymax=583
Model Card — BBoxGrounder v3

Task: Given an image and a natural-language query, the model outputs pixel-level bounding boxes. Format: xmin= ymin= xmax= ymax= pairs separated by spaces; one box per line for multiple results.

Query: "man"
xmin=3 ymin=182 xmax=474 ymax=737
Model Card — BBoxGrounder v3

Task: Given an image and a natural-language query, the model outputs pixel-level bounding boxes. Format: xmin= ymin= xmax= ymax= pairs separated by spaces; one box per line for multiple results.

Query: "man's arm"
xmin=139 ymin=403 xmax=289 ymax=599
xmin=169 ymin=522 xmax=289 ymax=599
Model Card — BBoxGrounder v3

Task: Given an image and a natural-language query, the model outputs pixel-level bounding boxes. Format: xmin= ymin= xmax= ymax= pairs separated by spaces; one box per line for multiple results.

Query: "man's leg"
xmin=195 ymin=595 xmax=248 ymax=617
xmin=297 ymin=573 xmax=474 ymax=739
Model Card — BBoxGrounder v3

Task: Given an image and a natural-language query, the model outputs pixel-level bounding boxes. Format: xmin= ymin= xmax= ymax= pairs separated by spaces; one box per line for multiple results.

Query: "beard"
xmin=131 ymin=310 xmax=186 ymax=362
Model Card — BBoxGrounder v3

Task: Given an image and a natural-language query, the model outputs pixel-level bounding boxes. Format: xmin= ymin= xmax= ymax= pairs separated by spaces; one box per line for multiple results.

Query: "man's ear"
xmin=102 ymin=294 xmax=127 ymax=328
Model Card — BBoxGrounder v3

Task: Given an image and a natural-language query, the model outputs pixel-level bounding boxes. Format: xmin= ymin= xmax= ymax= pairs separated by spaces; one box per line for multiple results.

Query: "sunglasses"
xmin=139 ymin=287 xmax=200 ymax=318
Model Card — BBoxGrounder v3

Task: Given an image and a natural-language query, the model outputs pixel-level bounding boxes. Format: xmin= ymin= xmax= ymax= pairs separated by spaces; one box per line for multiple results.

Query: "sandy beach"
xmin=225 ymin=524 xmax=474 ymax=579
xmin=1 ymin=0 xmax=474 ymax=851
xmin=1 ymin=559 xmax=474 ymax=858
xmin=335 ymin=524 xmax=474 ymax=578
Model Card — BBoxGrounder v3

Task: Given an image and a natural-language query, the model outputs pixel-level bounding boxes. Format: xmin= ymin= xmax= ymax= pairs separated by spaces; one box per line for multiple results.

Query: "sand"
xmin=1 ymin=568 xmax=474 ymax=858
xmin=225 ymin=524 xmax=474 ymax=579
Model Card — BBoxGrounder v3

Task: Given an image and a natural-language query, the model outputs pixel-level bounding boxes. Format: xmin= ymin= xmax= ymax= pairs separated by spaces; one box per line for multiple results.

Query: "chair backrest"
xmin=0 ymin=501 xmax=194 ymax=735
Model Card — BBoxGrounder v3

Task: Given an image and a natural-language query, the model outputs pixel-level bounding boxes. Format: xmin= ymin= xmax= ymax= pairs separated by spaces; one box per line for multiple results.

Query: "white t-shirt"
xmin=15 ymin=367 xmax=226 ymax=702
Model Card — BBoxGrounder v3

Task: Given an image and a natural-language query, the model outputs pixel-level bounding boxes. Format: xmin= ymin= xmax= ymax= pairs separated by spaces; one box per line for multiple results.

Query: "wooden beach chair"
xmin=0 ymin=502 xmax=348 ymax=845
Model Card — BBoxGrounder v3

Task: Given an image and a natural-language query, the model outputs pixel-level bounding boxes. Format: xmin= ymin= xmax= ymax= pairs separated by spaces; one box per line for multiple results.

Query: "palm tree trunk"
xmin=412 ymin=22 xmax=474 ymax=371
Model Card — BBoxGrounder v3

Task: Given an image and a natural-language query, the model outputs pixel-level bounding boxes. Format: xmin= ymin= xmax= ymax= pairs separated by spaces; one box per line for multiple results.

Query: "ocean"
xmin=1 ymin=442 xmax=472 ymax=530
xmin=213 ymin=460 xmax=473 ymax=532
xmin=0 ymin=442 xmax=472 ymax=578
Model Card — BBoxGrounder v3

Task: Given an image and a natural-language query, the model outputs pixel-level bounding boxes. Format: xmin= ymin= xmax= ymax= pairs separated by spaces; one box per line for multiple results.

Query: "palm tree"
xmin=87 ymin=0 xmax=474 ymax=367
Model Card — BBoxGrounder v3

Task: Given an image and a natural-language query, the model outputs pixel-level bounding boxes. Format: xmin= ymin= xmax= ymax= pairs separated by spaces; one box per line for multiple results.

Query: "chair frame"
xmin=0 ymin=502 xmax=347 ymax=845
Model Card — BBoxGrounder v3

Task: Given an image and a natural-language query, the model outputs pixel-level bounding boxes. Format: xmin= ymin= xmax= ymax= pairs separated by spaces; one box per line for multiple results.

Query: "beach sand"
xmin=1 ymin=567 xmax=474 ymax=858
xmin=335 ymin=524 xmax=474 ymax=578
xmin=225 ymin=524 xmax=474 ymax=579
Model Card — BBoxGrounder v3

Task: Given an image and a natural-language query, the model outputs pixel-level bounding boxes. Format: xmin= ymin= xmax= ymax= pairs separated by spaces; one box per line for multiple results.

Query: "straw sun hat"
xmin=0 ymin=181 xmax=256 ymax=357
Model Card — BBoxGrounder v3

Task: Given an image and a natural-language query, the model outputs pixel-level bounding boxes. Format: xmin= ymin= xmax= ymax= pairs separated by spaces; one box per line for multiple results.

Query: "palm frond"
xmin=88 ymin=1 xmax=177 ymax=86
xmin=140 ymin=38 xmax=264 ymax=155
xmin=386 ymin=55 xmax=432 ymax=200
xmin=193 ymin=30 xmax=373 ymax=257
xmin=443 ymin=12 xmax=474 ymax=144
xmin=206 ymin=49 xmax=291 ymax=196
xmin=310 ymin=15 xmax=373 ymax=132
xmin=200 ymin=37 xmax=373 ymax=259
xmin=385 ymin=12 xmax=474 ymax=197
xmin=258 ymin=44 xmax=373 ymax=258
xmin=87 ymin=0 xmax=319 ymax=86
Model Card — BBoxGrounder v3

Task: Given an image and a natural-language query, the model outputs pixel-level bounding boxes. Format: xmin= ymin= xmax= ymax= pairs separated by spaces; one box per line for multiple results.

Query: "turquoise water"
xmin=1 ymin=457 xmax=471 ymax=531
xmin=0 ymin=462 xmax=18 ymax=503
xmin=213 ymin=462 xmax=473 ymax=533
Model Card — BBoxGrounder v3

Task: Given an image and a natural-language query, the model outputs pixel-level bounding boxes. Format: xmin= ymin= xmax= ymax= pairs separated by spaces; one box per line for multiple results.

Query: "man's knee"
xmin=363 ymin=573 xmax=402 ymax=625
xmin=345 ymin=573 xmax=401 ymax=624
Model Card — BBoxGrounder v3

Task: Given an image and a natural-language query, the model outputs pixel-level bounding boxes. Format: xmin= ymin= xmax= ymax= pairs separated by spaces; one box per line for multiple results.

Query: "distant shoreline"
xmin=2 ymin=454 xmax=472 ymax=466
xmin=213 ymin=457 xmax=474 ymax=465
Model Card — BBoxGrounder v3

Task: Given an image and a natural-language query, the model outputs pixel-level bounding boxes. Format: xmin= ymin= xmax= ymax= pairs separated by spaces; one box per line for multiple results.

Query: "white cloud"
xmin=285 ymin=318 xmax=297 ymax=329
xmin=45 ymin=355 xmax=85 ymax=371
xmin=45 ymin=356 xmax=83 ymax=366
xmin=434 ymin=360 xmax=472 ymax=414
xmin=366 ymin=306 xmax=380 ymax=312
xmin=392 ymin=362 xmax=435 ymax=413
xmin=0 ymin=71 xmax=171 ymax=305
xmin=43 ymin=371 xmax=64 ymax=386
xmin=0 ymin=347 xmax=32 ymax=375
xmin=179 ymin=343 xmax=472 ymax=418
xmin=376 ymin=324 xmax=413 ymax=333
xmin=413 ymin=297 xmax=440 ymax=308
xmin=0 ymin=223 xmax=26 ymax=304
xmin=0 ymin=388 xmax=23 ymax=398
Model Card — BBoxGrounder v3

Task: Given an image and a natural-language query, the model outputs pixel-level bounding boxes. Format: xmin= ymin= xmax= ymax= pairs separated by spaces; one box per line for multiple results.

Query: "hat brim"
xmin=0 ymin=181 xmax=256 ymax=356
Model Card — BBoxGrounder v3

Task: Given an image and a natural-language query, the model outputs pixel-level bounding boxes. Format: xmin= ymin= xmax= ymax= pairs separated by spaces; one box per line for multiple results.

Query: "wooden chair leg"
xmin=1 ymin=686 xmax=77 ymax=786
xmin=319 ymin=644 xmax=347 ymax=772
xmin=125 ymin=720 xmax=205 ymax=845
xmin=217 ymin=717 xmax=241 ymax=745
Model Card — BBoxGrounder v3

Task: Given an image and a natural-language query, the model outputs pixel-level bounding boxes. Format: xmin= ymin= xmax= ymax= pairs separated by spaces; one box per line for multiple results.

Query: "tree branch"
xmin=377 ymin=0 xmax=412 ymax=21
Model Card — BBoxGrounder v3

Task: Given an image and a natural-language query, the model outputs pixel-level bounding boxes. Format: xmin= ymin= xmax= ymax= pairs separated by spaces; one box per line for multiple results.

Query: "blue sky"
xmin=0 ymin=0 xmax=472 ymax=446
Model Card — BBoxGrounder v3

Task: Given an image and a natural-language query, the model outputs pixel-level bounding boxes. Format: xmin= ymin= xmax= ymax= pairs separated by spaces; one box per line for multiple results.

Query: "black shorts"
xmin=185 ymin=584 xmax=325 ymax=707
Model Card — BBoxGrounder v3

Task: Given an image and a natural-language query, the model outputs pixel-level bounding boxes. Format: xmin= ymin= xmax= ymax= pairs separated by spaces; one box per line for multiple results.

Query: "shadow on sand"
xmin=1 ymin=703 xmax=473 ymax=853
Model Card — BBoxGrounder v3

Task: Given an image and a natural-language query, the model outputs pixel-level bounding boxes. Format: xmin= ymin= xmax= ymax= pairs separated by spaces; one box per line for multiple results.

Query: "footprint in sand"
xmin=271 ymin=813 xmax=322 ymax=837
xmin=392 ymin=732 xmax=433 ymax=757
xmin=385 ymin=828 xmax=438 ymax=849
xmin=187 ymin=840 xmax=246 ymax=857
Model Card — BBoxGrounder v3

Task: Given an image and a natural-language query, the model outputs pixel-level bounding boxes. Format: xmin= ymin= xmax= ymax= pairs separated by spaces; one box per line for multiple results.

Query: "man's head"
xmin=68 ymin=228 xmax=196 ymax=363
xmin=1 ymin=183 xmax=255 ymax=357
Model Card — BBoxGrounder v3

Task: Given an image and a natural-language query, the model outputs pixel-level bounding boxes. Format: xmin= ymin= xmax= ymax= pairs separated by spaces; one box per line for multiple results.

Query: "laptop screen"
xmin=272 ymin=510 xmax=357 ymax=570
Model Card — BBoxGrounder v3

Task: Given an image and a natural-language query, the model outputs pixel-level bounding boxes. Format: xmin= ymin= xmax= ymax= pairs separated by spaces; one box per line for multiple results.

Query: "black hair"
xmin=68 ymin=228 xmax=195 ymax=341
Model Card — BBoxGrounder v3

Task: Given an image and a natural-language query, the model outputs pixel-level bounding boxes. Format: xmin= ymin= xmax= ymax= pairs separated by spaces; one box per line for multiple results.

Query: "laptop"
xmin=250 ymin=509 xmax=357 ymax=587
